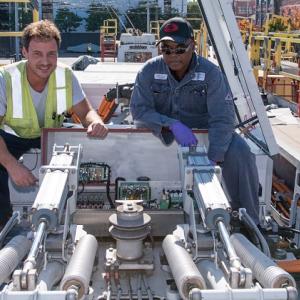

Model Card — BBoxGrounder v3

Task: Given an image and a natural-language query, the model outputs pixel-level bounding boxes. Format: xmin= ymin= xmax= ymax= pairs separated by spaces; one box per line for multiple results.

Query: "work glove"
xmin=169 ymin=121 xmax=198 ymax=146
xmin=209 ymin=159 xmax=216 ymax=166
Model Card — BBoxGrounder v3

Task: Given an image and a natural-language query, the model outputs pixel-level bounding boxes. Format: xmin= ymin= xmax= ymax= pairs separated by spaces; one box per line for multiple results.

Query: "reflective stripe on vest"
xmin=5 ymin=66 xmax=22 ymax=118
xmin=55 ymin=67 xmax=67 ymax=115
xmin=5 ymin=64 xmax=68 ymax=118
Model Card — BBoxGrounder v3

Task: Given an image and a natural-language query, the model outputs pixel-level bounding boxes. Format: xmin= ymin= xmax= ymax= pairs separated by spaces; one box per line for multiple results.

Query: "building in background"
xmin=157 ymin=0 xmax=187 ymax=15
xmin=42 ymin=0 xmax=53 ymax=20
xmin=233 ymin=0 xmax=256 ymax=17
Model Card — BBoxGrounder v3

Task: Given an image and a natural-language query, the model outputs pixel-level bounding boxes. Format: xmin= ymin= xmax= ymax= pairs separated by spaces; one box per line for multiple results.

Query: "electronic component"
xmin=77 ymin=192 xmax=105 ymax=209
xmin=79 ymin=162 xmax=110 ymax=184
xmin=159 ymin=189 xmax=183 ymax=209
xmin=78 ymin=162 xmax=114 ymax=208
xmin=117 ymin=181 xmax=151 ymax=201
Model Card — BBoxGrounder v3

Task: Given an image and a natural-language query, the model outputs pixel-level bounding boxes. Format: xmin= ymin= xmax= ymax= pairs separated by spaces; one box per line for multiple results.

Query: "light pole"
xmin=147 ymin=0 xmax=150 ymax=33
xmin=15 ymin=2 xmax=20 ymax=60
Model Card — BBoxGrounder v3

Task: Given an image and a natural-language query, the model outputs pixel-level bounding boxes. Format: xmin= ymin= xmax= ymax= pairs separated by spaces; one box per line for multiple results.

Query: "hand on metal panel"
xmin=7 ymin=162 xmax=38 ymax=187
xmin=87 ymin=121 xmax=108 ymax=138
xmin=170 ymin=121 xmax=198 ymax=147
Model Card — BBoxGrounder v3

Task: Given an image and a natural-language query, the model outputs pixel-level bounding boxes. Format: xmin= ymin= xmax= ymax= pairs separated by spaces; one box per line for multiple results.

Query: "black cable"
xmin=106 ymin=178 xmax=114 ymax=208
xmin=240 ymin=215 xmax=262 ymax=250
xmin=79 ymin=162 xmax=114 ymax=208
xmin=114 ymin=177 xmax=126 ymax=200
xmin=28 ymin=149 xmax=39 ymax=171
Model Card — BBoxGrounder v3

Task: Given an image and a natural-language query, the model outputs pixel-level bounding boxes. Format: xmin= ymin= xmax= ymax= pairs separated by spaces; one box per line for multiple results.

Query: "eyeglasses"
xmin=160 ymin=43 xmax=192 ymax=55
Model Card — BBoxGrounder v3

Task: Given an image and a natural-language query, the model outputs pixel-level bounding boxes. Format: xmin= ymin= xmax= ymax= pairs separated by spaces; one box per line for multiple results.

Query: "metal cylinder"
xmin=217 ymin=221 xmax=241 ymax=270
xmin=116 ymin=239 xmax=143 ymax=261
xmin=0 ymin=235 xmax=31 ymax=285
xmin=230 ymin=233 xmax=296 ymax=288
xmin=23 ymin=221 xmax=47 ymax=272
xmin=197 ymin=260 xmax=228 ymax=289
xmin=38 ymin=261 xmax=65 ymax=291
xmin=162 ymin=234 xmax=206 ymax=300
xmin=184 ymin=286 xmax=298 ymax=300
xmin=60 ymin=234 xmax=98 ymax=299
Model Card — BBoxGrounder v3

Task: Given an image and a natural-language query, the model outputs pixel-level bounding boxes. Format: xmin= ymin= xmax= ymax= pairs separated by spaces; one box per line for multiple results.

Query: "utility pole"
xmin=274 ymin=0 xmax=282 ymax=15
xmin=14 ymin=2 xmax=20 ymax=60
xmin=260 ymin=0 xmax=263 ymax=29
xmin=147 ymin=0 xmax=150 ymax=33
xmin=256 ymin=0 xmax=259 ymax=25
xmin=38 ymin=0 xmax=42 ymax=20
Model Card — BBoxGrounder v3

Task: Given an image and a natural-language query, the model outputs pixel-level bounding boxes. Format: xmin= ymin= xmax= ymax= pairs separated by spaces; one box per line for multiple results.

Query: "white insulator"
xmin=0 ymin=235 xmax=31 ymax=285
xmin=60 ymin=234 xmax=97 ymax=300
xmin=162 ymin=234 xmax=206 ymax=300
xmin=38 ymin=261 xmax=65 ymax=291
xmin=230 ymin=233 xmax=296 ymax=288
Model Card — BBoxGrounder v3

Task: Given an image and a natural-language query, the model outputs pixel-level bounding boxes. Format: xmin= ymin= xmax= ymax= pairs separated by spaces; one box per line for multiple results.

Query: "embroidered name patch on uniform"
xmin=192 ymin=72 xmax=205 ymax=81
xmin=154 ymin=73 xmax=168 ymax=80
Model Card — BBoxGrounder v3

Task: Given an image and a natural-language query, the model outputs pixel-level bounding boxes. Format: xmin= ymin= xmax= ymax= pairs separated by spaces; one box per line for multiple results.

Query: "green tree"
xmin=85 ymin=3 xmax=113 ymax=32
xmin=0 ymin=3 xmax=33 ymax=31
xmin=126 ymin=1 xmax=178 ymax=33
xmin=186 ymin=2 xmax=202 ymax=30
xmin=269 ymin=18 xmax=287 ymax=32
xmin=55 ymin=7 xmax=82 ymax=32
xmin=0 ymin=3 xmax=9 ymax=30
xmin=19 ymin=7 xmax=33 ymax=29
xmin=126 ymin=2 xmax=148 ymax=32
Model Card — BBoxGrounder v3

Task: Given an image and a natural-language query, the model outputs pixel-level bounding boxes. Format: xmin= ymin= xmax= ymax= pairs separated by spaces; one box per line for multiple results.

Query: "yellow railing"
xmin=100 ymin=19 xmax=117 ymax=36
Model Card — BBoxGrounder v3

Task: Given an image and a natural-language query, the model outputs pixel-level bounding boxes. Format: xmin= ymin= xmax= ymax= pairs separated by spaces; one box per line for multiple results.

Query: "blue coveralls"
xmin=130 ymin=53 xmax=260 ymax=224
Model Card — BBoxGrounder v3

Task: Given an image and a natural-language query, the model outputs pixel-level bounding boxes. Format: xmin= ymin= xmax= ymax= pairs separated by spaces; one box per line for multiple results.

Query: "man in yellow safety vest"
xmin=0 ymin=20 xmax=108 ymax=226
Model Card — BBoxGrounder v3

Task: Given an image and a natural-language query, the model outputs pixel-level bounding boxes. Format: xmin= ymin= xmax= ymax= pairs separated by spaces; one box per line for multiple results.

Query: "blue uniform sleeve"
xmin=206 ymin=67 xmax=235 ymax=162
xmin=130 ymin=63 xmax=177 ymax=138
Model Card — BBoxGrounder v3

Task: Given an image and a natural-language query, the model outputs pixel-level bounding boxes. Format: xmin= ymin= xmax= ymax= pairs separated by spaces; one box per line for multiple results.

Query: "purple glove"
xmin=169 ymin=121 xmax=198 ymax=146
xmin=209 ymin=159 xmax=216 ymax=166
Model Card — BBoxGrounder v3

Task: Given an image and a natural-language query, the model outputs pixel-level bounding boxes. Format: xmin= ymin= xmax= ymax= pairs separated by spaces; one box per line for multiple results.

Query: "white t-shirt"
xmin=0 ymin=68 xmax=86 ymax=127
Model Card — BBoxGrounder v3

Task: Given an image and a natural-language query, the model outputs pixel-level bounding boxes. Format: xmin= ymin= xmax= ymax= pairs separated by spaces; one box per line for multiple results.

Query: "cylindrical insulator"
xmin=116 ymin=238 xmax=143 ymax=261
xmin=0 ymin=235 xmax=31 ymax=285
xmin=38 ymin=261 xmax=65 ymax=291
xmin=230 ymin=233 xmax=296 ymax=288
xmin=109 ymin=201 xmax=151 ymax=260
xmin=60 ymin=234 xmax=98 ymax=299
xmin=197 ymin=260 xmax=228 ymax=289
xmin=162 ymin=235 xmax=206 ymax=300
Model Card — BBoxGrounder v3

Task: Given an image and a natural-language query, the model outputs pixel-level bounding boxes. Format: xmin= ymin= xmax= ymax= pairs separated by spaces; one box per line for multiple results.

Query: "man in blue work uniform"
xmin=0 ymin=20 xmax=108 ymax=226
xmin=130 ymin=17 xmax=260 ymax=224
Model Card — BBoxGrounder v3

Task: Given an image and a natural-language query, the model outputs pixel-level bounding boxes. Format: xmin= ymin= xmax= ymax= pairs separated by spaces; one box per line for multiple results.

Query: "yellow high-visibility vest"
xmin=0 ymin=60 xmax=72 ymax=138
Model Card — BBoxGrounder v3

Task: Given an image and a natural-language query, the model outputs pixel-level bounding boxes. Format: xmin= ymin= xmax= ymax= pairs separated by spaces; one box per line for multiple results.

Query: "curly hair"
xmin=22 ymin=20 xmax=61 ymax=49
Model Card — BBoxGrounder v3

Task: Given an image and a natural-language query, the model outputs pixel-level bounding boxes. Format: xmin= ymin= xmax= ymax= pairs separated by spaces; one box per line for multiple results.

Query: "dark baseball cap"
xmin=156 ymin=17 xmax=194 ymax=45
